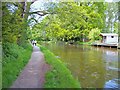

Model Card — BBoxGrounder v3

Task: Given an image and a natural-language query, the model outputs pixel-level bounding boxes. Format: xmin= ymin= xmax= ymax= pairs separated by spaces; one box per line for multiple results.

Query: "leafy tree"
xmin=32 ymin=2 xmax=105 ymax=42
xmin=104 ymin=2 xmax=118 ymax=33
xmin=88 ymin=28 xmax=101 ymax=41
xmin=113 ymin=22 xmax=119 ymax=34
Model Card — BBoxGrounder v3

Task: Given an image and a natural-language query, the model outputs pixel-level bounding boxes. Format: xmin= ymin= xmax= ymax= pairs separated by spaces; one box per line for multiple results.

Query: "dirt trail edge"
xmin=11 ymin=46 xmax=50 ymax=88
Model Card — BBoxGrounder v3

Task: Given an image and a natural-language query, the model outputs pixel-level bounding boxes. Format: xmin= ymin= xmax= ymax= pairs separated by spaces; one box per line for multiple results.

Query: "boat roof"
xmin=100 ymin=33 xmax=118 ymax=36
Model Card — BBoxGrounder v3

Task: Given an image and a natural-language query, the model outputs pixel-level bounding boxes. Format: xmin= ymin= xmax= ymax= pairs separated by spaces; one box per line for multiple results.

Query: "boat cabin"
xmin=100 ymin=33 xmax=118 ymax=44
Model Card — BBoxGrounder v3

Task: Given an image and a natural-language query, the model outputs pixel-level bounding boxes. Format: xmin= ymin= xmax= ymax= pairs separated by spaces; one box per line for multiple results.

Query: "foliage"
xmin=2 ymin=2 xmax=32 ymax=46
xmin=88 ymin=28 xmax=101 ymax=41
xmin=104 ymin=2 xmax=118 ymax=33
xmin=2 ymin=3 xmax=23 ymax=44
xmin=32 ymin=2 xmax=106 ymax=42
xmin=113 ymin=22 xmax=119 ymax=34
xmin=39 ymin=45 xmax=80 ymax=88
xmin=2 ymin=2 xmax=33 ymax=88
xmin=2 ymin=42 xmax=32 ymax=88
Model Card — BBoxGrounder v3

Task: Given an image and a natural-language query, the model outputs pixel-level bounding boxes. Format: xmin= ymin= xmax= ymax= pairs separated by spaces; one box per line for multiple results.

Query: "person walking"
xmin=32 ymin=40 xmax=35 ymax=46
xmin=34 ymin=40 xmax=37 ymax=46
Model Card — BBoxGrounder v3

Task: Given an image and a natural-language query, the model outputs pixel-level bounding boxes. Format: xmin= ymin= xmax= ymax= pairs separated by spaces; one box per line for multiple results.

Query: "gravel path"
xmin=11 ymin=46 xmax=50 ymax=88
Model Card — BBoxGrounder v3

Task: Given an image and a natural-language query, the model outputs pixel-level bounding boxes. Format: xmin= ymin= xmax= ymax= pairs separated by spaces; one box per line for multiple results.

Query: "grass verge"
xmin=39 ymin=45 xmax=81 ymax=88
xmin=76 ymin=41 xmax=92 ymax=45
xmin=0 ymin=44 xmax=2 ymax=89
xmin=2 ymin=42 xmax=32 ymax=88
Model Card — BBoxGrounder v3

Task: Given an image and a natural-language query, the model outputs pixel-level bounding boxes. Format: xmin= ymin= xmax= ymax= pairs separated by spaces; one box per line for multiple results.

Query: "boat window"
xmin=104 ymin=36 xmax=106 ymax=39
xmin=111 ymin=36 xmax=114 ymax=38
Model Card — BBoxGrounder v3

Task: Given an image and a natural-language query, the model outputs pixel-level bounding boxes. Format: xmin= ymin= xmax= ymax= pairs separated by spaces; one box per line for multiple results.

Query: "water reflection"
xmin=104 ymin=79 xmax=120 ymax=88
xmin=42 ymin=42 xmax=119 ymax=88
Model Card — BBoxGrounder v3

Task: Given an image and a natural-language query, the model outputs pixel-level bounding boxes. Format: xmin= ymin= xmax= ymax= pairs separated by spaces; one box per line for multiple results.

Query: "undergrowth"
xmin=2 ymin=42 xmax=32 ymax=88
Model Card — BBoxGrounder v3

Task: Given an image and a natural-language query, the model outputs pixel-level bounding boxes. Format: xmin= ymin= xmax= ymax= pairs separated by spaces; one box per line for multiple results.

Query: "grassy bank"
xmin=76 ymin=41 xmax=92 ymax=45
xmin=2 ymin=42 xmax=32 ymax=88
xmin=0 ymin=44 xmax=2 ymax=89
xmin=39 ymin=45 xmax=81 ymax=88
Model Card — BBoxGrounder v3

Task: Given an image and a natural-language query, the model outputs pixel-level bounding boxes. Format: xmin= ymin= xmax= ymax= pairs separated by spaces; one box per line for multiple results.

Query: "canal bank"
xmin=41 ymin=42 xmax=119 ymax=88
xmin=38 ymin=45 xmax=80 ymax=88
xmin=92 ymin=43 xmax=118 ymax=48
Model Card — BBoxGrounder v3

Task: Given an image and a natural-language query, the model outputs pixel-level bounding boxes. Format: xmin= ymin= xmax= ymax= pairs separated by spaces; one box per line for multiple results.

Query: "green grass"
xmin=39 ymin=45 xmax=81 ymax=88
xmin=76 ymin=41 xmax=92 ymax=45
xmin=0 ymin=44 xmax=2 ymax=89
xmin=2 ymin=42 xmax=32 ymax=88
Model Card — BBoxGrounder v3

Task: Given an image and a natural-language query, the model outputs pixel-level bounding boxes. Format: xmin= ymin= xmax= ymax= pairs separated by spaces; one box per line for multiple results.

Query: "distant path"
xmin=11 ymin=46 xmax=50 ymax=88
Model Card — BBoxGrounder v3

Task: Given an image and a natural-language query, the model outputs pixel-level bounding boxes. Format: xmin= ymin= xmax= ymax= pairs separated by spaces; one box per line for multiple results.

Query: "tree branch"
xmin=29 ymin=10 xmax=56 ymax=16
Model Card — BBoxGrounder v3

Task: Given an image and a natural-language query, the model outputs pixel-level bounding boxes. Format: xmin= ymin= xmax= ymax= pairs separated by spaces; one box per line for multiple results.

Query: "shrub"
xmin=2 ymin=42 xmax=32 ymax=88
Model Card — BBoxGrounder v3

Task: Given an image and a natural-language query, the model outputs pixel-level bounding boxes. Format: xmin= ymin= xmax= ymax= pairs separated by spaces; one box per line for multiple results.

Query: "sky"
xmin=31 ymin=0 xmax=119 ymax=11
xmin=30 ymin=0 xmax=119 ymax=15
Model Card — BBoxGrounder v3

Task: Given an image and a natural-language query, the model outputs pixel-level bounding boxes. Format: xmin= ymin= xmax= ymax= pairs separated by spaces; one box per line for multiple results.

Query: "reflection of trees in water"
xmin=104 ymin=78 xmax=120 ymax=88
xmin=78 ymin=50 xmax=106 ymax=88
xmin=43 ymin=43 xmax=119 ymax=88
xmin=97 ymin=47 xmax=119 ymax=88
xmin=101 ymin=48 xmax=118 ymax=70
xmin=92 ymin=46 xmax=118 ymax=69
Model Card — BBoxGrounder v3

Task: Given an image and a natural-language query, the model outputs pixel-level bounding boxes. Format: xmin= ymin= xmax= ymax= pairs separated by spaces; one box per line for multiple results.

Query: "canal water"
xmin=41 ymin=42 xmax=119 ymax=88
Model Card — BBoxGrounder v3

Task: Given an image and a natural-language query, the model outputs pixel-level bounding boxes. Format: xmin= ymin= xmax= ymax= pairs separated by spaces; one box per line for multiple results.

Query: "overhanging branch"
xmin=28 ymin=10 xmax=57 ymax=16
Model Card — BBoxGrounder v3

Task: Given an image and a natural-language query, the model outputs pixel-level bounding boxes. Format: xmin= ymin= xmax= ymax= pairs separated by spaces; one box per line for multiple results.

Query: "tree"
xmin=104 ymin=2 xmax=118 ymax=33
xmin=31 ymin=2 xmax=105 ymax=42
xmin=88 ymin=28 xmax=101 ymax=41
xmin=2 ymin=1 xmax=54 ymax=45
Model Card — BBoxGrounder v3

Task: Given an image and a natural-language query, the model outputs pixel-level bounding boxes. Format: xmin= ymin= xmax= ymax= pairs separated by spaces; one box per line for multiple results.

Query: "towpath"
xmin=11 ymin=46 xmax=50 ymax=88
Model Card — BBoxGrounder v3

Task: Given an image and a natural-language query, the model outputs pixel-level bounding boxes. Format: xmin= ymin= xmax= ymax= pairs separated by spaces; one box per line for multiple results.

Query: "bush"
xmin=88 ymin=28 xmax=102 ymax=42
xmin=2 ymin=42 xmax=32 ymax=88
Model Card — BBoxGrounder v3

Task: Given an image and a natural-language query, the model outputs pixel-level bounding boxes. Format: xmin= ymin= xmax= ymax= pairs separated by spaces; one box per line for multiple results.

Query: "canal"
xmin=42 ymin=42 xmax=119 ymax=88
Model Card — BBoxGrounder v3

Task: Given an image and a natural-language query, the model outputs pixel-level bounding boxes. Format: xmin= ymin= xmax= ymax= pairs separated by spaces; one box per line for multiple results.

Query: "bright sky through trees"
xmin=29 ymin=0 xmax=119 ymax=27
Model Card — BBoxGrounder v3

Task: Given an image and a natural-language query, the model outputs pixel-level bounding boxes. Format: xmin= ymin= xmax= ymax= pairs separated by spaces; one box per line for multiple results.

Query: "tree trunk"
xmin=17 ymin=2 xmax=32 ymax=45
